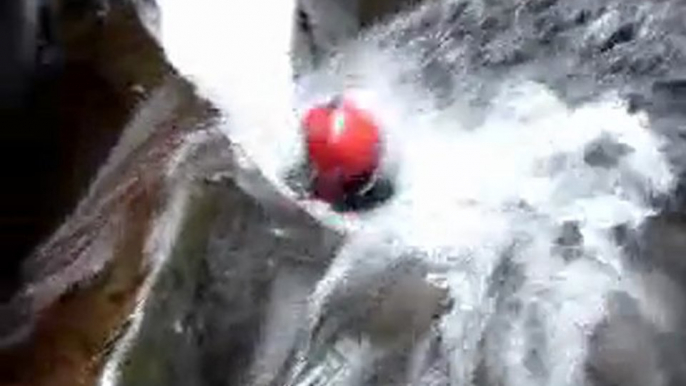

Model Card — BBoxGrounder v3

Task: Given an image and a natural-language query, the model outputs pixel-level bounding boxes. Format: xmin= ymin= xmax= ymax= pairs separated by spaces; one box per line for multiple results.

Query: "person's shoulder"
xmin=334 ymin=172 xmax=396 ymax=213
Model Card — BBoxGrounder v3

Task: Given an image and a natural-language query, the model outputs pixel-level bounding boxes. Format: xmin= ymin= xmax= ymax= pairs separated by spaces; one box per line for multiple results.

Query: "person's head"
xmin=302 ymin=96 xmax=382 ymax=203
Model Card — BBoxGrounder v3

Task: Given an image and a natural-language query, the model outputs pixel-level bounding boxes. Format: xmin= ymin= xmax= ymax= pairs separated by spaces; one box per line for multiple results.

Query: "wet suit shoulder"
xmin=284 ymin=160 xmax=395 ymax=213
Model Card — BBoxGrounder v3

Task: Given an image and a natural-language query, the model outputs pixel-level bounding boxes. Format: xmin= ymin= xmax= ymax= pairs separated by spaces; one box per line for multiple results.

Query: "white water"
xmin=154 ymin=2 xmax=676 ymax=385
xmin=155 ymin=0 xmax=302 ymax=186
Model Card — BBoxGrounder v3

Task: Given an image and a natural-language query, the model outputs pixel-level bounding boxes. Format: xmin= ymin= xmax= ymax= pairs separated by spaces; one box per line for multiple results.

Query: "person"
xmin=291 ymin=95 xmax=394 ymax=212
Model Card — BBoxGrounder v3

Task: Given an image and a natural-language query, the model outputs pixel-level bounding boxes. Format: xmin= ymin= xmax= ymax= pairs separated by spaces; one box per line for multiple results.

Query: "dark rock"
xmin=583 ymin=135 xmax=634 ymax=168
xmin=0 ymin=1 xmax=215 ymax=384
xmin=117 ymin=174 xmax=341 ymax=386
xmin=586 ymin=292 xmax=663 ymax=386
xmin=0 ymin=0 xmax=171 ymax=302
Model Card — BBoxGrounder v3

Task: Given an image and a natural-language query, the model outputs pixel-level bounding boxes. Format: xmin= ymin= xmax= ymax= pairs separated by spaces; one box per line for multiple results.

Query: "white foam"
xmin=155 ymin=0 xmax=302 ymax=184
xmin=295 ymin=56 xmax=674 ymax=384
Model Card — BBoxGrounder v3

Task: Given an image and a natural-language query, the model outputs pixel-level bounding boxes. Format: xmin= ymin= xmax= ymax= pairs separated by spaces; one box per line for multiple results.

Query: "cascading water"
xmin=155 ymin=0 xmax=302 ymax=186
xmin=153 ymin=0 xmax=684 ymax=385
xmin=287 ymin=67 xmax=675 ymax=385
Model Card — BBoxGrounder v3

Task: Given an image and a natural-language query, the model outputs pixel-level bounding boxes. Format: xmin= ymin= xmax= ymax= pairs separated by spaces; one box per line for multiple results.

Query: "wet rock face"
xmin=115 ymin=168 xmax=342 ymax=386
xmin=0 ymin=89 xmax=205 ymax=386
xmin=375 ymin=0 xmax=686 ymax=114
xmin=0 ymin=0 xmax=203 ymax=384
xmin=0 ymin=0 xmax=38 ymax=109
xmin=586 ymin=292 xmax=664 ymax=386
xmin=293 ymin=0 xmax=427 ymax=74
xmin=583 ymin=135 xmax=634 ymax=169
xmin=0 ymin=0 xmax=169 ymax=302
xmin=0 ymin=0 xmax=49 ymax=301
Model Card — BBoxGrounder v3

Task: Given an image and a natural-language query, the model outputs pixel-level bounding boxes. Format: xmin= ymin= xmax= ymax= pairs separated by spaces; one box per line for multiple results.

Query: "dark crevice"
xmin=600 ymin=23 xmax=636 ymax=52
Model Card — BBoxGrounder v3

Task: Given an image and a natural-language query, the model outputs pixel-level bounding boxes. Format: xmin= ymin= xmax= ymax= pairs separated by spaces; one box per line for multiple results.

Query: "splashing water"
xmin=155 ymin=1 xmax=676 ymax=385
xmin=295 ymin=68 xmax=675 ymax=384
xmin=155 ymin=0 xmax=302 ymax=185
xmin=382 ymin=82 xmax=673 ymax=385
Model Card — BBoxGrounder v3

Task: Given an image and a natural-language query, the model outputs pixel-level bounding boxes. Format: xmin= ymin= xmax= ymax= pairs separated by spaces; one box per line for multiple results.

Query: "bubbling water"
xmin=297 ymin=72 xmax=674 ymax=385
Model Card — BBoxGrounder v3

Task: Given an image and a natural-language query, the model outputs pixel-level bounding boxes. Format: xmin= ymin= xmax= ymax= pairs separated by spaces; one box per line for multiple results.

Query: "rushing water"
xmin=154 ymin=0 xmax=686 ymax=385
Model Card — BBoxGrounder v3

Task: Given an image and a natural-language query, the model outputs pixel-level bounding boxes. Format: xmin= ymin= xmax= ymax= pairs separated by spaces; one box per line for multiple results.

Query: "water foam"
xmin=292 ymin=43 xmax=675 ymax=383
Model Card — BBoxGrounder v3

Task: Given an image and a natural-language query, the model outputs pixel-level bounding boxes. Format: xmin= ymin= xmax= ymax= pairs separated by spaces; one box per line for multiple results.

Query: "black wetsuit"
xmin=285 ymin=160 xmax=395 ymax=213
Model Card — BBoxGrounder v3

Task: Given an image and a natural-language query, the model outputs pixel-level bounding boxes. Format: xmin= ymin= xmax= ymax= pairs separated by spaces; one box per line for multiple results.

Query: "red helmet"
xmin=302 ymin=96 xmax=382 ymax=202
